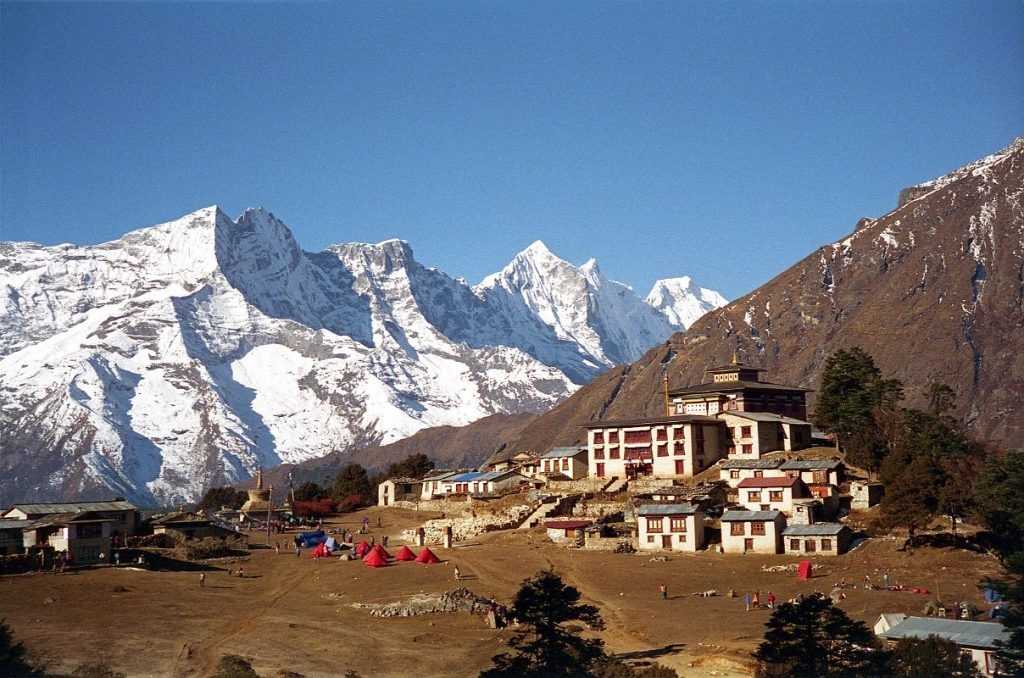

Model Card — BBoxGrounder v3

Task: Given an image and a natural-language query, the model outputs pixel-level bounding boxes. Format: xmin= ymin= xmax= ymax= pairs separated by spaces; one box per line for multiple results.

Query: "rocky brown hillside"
xmin=508 ymin=138 xmax=1024 ymax=454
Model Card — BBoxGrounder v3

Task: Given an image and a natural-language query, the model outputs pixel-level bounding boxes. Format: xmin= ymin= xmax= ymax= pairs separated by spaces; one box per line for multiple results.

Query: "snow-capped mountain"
xmin=0 ymin=208 xmax=724 ymax=504
xmin=645 ymin=277 xmax=729 ymax=329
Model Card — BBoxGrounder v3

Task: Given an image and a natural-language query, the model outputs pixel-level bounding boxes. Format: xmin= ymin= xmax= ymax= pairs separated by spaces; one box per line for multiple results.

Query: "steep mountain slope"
xmin=0 ymin=208 xmax=723 ymax=504
xmin=508 ymin=138 xmax=1024 ymax=454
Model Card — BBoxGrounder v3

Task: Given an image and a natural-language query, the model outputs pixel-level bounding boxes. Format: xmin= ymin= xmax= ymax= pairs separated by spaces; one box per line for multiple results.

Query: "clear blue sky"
xmin=2 ymin=2 xmax=1021 ymax=299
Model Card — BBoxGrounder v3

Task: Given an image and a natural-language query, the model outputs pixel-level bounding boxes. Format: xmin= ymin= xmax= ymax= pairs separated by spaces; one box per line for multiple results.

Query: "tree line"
xmin=814 ymin=346 xmax=1024 ymax=671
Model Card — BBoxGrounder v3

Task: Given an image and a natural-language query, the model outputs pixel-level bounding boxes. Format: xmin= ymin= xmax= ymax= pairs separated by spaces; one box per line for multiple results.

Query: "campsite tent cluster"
xmin=311 ymin=538 xmax=441 ymax=568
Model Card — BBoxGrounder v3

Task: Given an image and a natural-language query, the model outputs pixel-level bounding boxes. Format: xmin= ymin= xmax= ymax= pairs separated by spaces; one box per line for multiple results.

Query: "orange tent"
xmin=370 ymin=544 xmax=391 ymax=559
xmin=363 ymin=548 xmax=388 ymax=568
xmin=395 ymin=545 xmax=416 ymax=561
xmin=415 ymin=547 xmax=441 ymax=564
xmin=354 ymin=541 xmax=371 ymax=557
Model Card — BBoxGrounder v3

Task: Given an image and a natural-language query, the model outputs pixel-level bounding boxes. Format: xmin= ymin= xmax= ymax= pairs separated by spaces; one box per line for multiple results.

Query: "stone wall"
xmin=544 ymin=478 xmax=608 ymax=494
xmin=583 ymin=533 xmax=634 ymax=551
xmin=572 ymin=500 xmax=627 ymax=522
xmin=400 ymin=503 xmax=535 ymax=545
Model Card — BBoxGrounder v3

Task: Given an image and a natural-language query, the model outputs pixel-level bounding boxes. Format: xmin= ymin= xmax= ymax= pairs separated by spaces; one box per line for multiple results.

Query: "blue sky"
xmin=2 ymin=2 xmax=1022 ymax=300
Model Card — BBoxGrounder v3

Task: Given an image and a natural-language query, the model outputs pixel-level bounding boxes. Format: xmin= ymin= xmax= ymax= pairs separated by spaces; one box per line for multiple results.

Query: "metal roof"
xmin=722 ymin=411 xmax=812 ymax=426
xmin=0 ymin=520 xmax=31 ymax=530
xmin=449 ymin=472 xmax=487 ymax=482
xmin=879 ymin=617 xmax=1010 ymax=650
xmin=780 ymin=459 xmax=843 ymax=470
xmin=720 ymin=459 xmax=783 ymax=469
xmin=544 ymin=519 xmax=593 ymax=529
xmin=422 ymin=471 xmax=459 ymax=482
xmin=540 ymin=446 xmax=586 ymax=459
xmin=4 ymin=500 xmax=137 ymax=515
xmin=669 ymin=380 xmax=811 ymax=397
xmin=721 ymin=510 xmax=782 ymax=522
xmin=637 ymin=503 xmax=700 ymax=516
xmin=783 ymin=523 xmax=848 ymax=536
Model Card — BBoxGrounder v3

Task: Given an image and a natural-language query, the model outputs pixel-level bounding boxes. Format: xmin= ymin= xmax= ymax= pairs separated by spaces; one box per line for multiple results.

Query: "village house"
xmin=737 ymin=476 xmax=809 ymax=514
xmin=779 ymin=459 xmax=844 ymax=497
xmin=582 ymin=360 xmax=813 ymax=482
xmin=636 ymin=504 xmax=705 ymax=552
xmin=875 ymin=616 xmax=1009 ymax=676
xmin=151 ymin=513 xmax=242 ymax=541
xmin=0 ymin=519 xmax=29 ymax=555
xmin=21 ymin=512 xmax=116 ymax=564
xmin=482 ymin=451 xmax=540 ymax=477
xmin=668 ymin=360 xmax=809 ymax=420
xmin=439 ymin=470 xmax=527 ymax=497
xmin=790 ymin=498 xmax=823 ymax=525
xmin=544 ymin=519 xmax=592 ymax=545
xmin=419 ymin=471 xmax=460 ymax=499
xmin=718 ymin=459 xmax=784 ymax=488
xmin=584 ymin=415 xmax=724 ymax=480
xmin=377 ymin=477 xmax=424 ymax=506
xmin=720 ymin=509 xmax=786 ymax=554
xmin=2 ymin=500 xmax=138 ymax=541
xmin=851 ymin=480 xmax=885 ymax=509
xmin=538 ymin=446 xmax=588 ymax=480
xmin=782 ymin=523 xmax=852 ymax=556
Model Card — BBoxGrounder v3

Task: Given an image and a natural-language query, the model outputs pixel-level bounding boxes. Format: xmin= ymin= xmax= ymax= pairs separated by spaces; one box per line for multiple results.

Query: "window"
xmin=813 ymin=470 xmax=827 ymax=483
xmin=751 ymin=521 xmax=765 ymax=536
xmin=674 ymin=404 xmax=685 ymax=415
xmin=647 ymin=517 xmax=663 ymax=533
xmin=769 ymin=491 xmax=783 ymax=502
xmin=754 ymin=470 xmax=763 ymax=478
xmin=727 ymin=446 xmax=736 ymax=454
xmin=562 ymin=459 xmax=569 ymax=471
xmin=677 ymin=534 xmax=686 ymax=543
xmin=647 ymin=536 xmax=655 ymax=543
xmin=730 ymin=522 xmax=745 ymax=536
xmin=790 ymin=539 xmax=800 ymax=551
xmin=657 ymin=444 xmax=669 ymax=457
xmin=821 ymin=539 xmax=832 ymax=551
xmin=670 ymin=518 xmax=687 ymax=532
xmin=741 ymin=426 xmax=752 ymax=438
xmin=624 ymin=430 xmax=651 ymax=444
xmin=594 ymin=449 xmax=605 ymax=460
xmin=593 ymin=432 xmax=604 ymax=444
xmin=805 ymin=539 xmax=816 ymax=552
xmin=742 ymin=444 xmax=753 ymax=454
xmin=730 ymin=470 xmax=740 ymax=479
xmin=607 ymin=432 xmax=619 ymax=443
xmin=747 ymin=491 xmax=762 ymax=503
xmin=609 ymin=448 xmax=620 ymax=459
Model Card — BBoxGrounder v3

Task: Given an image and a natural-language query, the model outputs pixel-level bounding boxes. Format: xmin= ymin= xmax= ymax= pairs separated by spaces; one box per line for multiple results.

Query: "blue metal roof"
xmin=721 ymin=510 xmax=782 ymax=522
xmin=879 ymin=617 xmax=1010 ymax=650
xmin=782 ymin=523 xmax=848 ymax=536
xmin=449 ymin=472 xmax=487 ymax=482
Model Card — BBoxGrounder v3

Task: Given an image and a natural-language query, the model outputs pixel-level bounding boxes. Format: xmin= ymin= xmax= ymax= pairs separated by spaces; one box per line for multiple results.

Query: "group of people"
xmin=737 ymin=589 xmax=776 ymax=611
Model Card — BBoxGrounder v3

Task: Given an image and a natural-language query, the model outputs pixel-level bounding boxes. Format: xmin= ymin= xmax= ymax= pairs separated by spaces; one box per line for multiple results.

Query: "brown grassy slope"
xmin=509 ymin=139 xmax=1024 ymax=454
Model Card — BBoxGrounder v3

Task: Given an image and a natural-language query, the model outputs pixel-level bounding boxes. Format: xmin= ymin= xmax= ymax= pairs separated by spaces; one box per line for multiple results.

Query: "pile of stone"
xmin=353 ymin=587 xmax=505 ymax=619
xmin=402 ymin=504 xmax=533 ymax=544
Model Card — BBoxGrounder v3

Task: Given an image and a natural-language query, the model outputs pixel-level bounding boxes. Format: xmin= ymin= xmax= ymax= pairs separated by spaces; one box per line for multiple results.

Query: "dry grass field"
xmin=0 ymin=506 xmax=1003 ymax=677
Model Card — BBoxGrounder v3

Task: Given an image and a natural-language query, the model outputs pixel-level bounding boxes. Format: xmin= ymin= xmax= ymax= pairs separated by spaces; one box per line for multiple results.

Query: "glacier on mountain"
xmin=0 ymin=207 xmax=724 ymax=504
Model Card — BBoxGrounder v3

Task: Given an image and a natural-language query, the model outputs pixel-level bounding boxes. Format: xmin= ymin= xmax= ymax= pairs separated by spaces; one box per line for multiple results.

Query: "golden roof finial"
xmin=256 ymin=467 xmax=263 ymax=490
xmin=731 ymin=350 xmax=739 ymax=365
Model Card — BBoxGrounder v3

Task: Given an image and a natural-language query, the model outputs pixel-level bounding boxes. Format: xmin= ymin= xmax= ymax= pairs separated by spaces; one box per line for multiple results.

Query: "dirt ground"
xmin=0 ymin=506 xmax=1003 ymax=677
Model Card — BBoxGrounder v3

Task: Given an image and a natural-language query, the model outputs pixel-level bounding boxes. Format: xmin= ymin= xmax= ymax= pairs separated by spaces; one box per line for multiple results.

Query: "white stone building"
xmin=782 ymin=523 xmax=852 ymax=556
xmin=718 ymin=459 xmax=784 ymax=488
xmin=636 ymin=504 xmax=704 ymax=552
xmin=737 ymin=476 xmax=809 ymax=514
xmin=539 ymin=446 xmax=589 ymax=480
xmin=720 ymin=509 xmax=785 ymax=554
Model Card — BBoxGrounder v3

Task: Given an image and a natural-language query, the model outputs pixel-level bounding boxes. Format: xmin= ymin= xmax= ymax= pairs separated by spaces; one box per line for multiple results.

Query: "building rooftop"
xmin=779 ymin=459 xmax=843 ymax=471
xmin=669 ymin=380 xmax=811 ymax=397
xmin=878 ymin=616 xmax=1010 ymax=650
xmin=721 ymin=510 xmax=783 ymax=522
xmin=582 ymin=414 xmax=720 ymax=429
xmin=544 ymin=519 xmax=593 ymax=530
xmin=637 ymin=503 xmax=701 ymax=516
xmin=720 ymin=459 xmax=783 ymax=470
xmin=0 ymin=519 xmax=31 ymax=530
xmin=540 ymin=446 xmax=586 ymax=459
xmin=723 ymin=411 xmax=812 ymax=426
xmin=705 ymin=361 xmax=767 ymax=374
xmin=4 ymin=500 xmax=137 ymax=515
xmin=783 ymin=523 xmax=848 ymax=536
xmin=422 ymin=471 xmax=461 ymax=482
xmin=737 ymin=476 xmax=802 ymax=489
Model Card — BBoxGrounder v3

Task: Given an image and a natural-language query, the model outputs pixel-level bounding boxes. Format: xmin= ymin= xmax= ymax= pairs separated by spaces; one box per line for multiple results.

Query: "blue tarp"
xmin=296 ymin=530 xmax=326 ymax=547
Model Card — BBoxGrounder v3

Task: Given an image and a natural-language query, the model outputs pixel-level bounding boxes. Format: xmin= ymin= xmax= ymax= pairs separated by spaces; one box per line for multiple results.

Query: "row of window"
xmin=730 ymin=521 xmax=767 ymax=536
xmin=746 ymin=490 xmax=785 ymax=503
xmin=727 ymin=444 xmax=755 ymax=455
xmin=594 ymin=446 xmax=686 ymax=460
xmin=646 ymin=534 xmax=687 ymax=544
xmin=790 ymin=538 xmax=832 ymax=551
xmin=644 ymin=517 xmax=688 ymax=533
xmin=542 ymin=459 xmax=571 ymax=472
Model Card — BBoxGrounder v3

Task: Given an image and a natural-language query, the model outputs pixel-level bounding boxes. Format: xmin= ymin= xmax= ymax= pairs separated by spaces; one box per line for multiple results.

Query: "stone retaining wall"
xmin=400 ymin=503 xmax=535 ymax=545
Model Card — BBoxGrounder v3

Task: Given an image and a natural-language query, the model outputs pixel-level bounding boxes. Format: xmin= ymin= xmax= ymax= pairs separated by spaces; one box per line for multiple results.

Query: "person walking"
xmin=295 ymin=545 xmax=301 ymax=558
xmin=659 ymin=584 xmax=667 ymax=601
xmin=199 ymin=572 xmax=206 ymax=588
xmin=752 ymin=591 xmax=761 ymax=608
xmin=238 ymin=567 xmax=245 ymax=579
xmin=744 ymin=592 xmax=752 ymax=612
xmin=382 ymin=535 xmax=389 ymax=547
xmin=454 ymin=565 xmax=461 ymax=581
xmin=767 ymin=592 xmax=776 ymax=609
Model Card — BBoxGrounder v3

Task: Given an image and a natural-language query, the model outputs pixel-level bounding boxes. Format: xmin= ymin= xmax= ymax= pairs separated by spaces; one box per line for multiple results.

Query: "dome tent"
xmin=395 ymin=545 xmax=416 ymax=561
xmin=363 ymin=548 xmax=388 ymax=568
xmin=415 ymin=547 xmax=441 ymax=564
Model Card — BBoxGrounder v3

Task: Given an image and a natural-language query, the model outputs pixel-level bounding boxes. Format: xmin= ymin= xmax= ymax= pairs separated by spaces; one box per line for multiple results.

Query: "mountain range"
xmin=502 ymin=137 xmax=1024 ymax=456
xmin=0 ymin=211 xmax=724 ymax=505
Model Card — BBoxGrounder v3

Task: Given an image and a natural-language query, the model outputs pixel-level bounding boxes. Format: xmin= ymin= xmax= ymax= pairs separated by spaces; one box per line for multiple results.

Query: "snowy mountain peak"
xmin=646 ymin=276 xmax=729 ymax=329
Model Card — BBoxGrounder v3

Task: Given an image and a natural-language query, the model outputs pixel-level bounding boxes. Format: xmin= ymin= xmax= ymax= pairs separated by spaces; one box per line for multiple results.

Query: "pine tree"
xmin=331 ymin=464 xmax=373 ymax=505
xmin=813 ymin=347 xmax=902 ymax=473
xmin=482 ymin=570 xmax=607 ymax=678
xmin=753 ymin=594 xmax=889 ymax=677
xmin=0 ymin=619 xmax=43 ymax=678
xmin=888 ymin=636 xmax=982 ymax=677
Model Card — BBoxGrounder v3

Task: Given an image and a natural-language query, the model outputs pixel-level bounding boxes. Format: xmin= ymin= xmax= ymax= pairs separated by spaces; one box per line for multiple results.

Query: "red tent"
xmin=369 ymin=544 xmax=391 ymax=559
xmin=395 ymin=545 xmax=416 ymax=561
xmin=363 ymin=548 xmax=388 ymax=568
xmin=354 ymin=541 xmax=371 ymax=557
xmin=797 ymin=560 xmax=812 ymax=580
xmin=310 ymin=542 xmax=329 ymax=558
xmin=415 ymin=547 xmax=441 ymax=564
